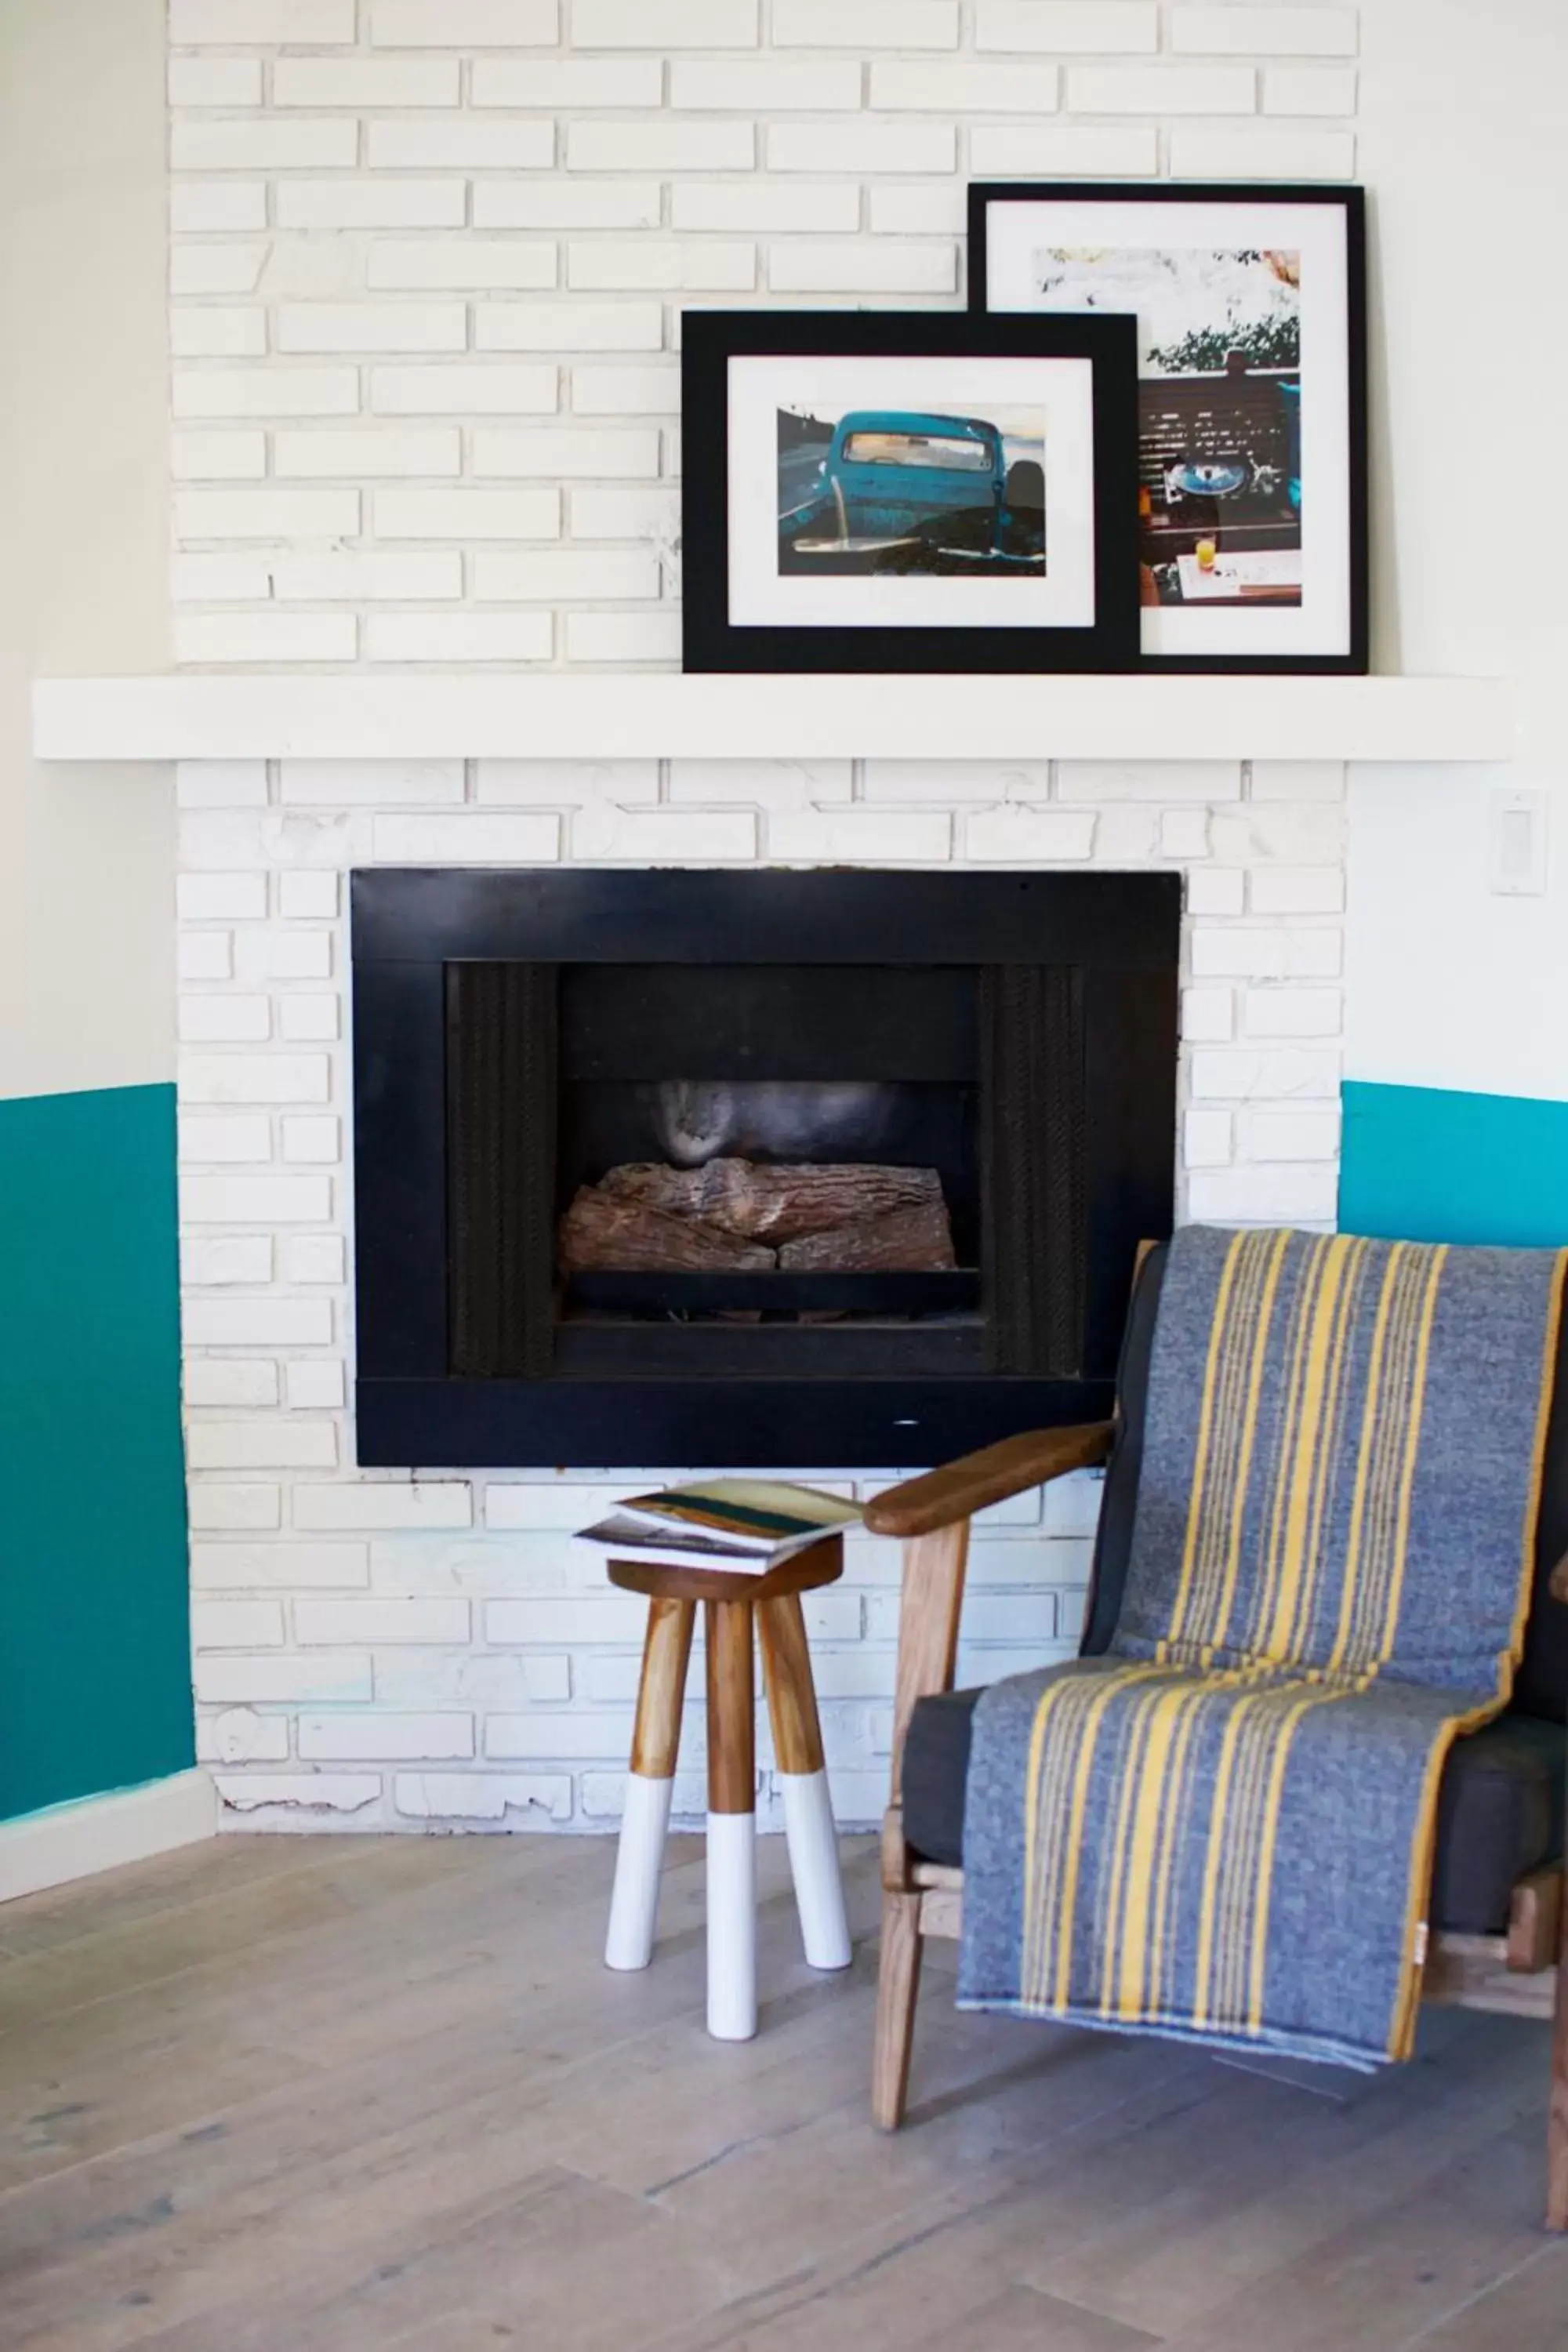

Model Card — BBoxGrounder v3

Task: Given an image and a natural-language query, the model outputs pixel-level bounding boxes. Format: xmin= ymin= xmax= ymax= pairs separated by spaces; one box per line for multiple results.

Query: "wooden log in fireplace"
xmin=559 ymin=1158 xmax=958 ymax=1279
xmin=776 ymin=1197 xmax=956 ymax=1273
xmin=558 ymin=1189 xmax=775 ymax=1273
xmin=595 ymin=1158 xmax=948 ymax=1246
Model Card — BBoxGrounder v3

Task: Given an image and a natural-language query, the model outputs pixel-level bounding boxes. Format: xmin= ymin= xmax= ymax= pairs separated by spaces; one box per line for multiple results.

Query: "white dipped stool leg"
xmin=605 ymin=1773 xmax=673 ymax=1972
xmin=604 ymin=1593 xmax=693 ymax=1974
xmin=759 ymin=1593 xmax=852 ymax=1972
xmin=705 ymin=1810 xmax=758 ymax=2040
xmin=706 ymin=1595 xmax=758 ymax=2040
xmin=778 ymin=1768 xmax=852 ymax=1971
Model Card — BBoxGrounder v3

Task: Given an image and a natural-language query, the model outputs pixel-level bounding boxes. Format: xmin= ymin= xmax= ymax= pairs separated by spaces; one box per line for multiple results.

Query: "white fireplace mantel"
xmin=32 ymin=671 xmax=1515 ymax=766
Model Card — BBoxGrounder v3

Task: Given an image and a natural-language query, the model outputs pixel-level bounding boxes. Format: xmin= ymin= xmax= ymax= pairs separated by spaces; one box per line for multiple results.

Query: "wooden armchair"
xmin=864 ymin=1246 xmax=1568 ymax=2232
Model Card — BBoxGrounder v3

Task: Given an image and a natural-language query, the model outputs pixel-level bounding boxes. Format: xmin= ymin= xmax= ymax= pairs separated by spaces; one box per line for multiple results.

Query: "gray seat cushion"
xmin=902 ymin=1685 xmax=1564 ymax=1936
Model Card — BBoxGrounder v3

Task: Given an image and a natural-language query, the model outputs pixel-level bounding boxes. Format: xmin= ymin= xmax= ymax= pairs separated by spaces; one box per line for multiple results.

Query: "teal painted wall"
xmin=0 ymin=1083 xmax=191 ymax=1822
xmin=1340 ymin=1080 xmax=1568 ymax=1247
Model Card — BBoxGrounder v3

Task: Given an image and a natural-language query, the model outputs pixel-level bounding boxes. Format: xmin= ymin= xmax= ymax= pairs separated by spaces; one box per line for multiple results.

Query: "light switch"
xmin=1490 ymin=786 xmax=1548 ymax=895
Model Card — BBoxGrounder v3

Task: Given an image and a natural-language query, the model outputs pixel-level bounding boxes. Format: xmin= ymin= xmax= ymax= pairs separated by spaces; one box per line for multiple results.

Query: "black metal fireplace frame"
xmin=351 ymin=868 xmax=1179 ymax=1468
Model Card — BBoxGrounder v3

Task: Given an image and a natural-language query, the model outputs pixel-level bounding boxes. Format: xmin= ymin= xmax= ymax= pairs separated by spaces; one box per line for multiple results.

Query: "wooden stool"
xmin=603 ymin=1537 xmax=853 ymax=2040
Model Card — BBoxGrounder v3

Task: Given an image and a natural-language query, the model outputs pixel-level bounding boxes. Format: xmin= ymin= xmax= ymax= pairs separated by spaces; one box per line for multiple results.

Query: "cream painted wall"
xmin=1348 ymin=0 xmax=1568 ymax=1104
xmin=0 ymin=0 xmax=172 ymax=1104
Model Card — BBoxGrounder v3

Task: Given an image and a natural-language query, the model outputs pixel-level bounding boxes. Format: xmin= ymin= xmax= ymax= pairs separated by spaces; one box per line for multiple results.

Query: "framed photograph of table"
xmin=681 ymin=308 xmax=1141 ymax=674
xmin=970 ymin=183 xmax=1367 ymax=674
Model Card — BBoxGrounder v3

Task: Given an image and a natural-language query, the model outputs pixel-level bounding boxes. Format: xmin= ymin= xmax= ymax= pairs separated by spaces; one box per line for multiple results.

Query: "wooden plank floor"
xmin=0 ymin=1832 xmax=1562 ymax=2351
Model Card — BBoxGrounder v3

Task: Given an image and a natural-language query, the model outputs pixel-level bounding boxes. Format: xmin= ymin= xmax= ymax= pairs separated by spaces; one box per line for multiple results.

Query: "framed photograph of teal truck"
xmin=681 ymin=310 xmax=1139 ymax=674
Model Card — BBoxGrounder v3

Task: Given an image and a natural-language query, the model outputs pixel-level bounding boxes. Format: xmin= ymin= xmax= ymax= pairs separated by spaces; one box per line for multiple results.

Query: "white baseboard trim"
xmin=0 ymin=1768 xmax=219 ymax=1904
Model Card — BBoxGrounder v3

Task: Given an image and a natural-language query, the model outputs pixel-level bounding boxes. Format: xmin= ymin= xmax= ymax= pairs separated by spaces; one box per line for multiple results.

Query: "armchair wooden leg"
xmin=1548 ymin=1887 xmax=1568 ymax=2231
xmin=873 ymin=1889 xmax=924 ymax=2131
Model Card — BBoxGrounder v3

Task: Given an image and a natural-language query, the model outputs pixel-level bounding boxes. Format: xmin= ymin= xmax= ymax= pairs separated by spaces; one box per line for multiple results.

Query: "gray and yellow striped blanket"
xmin=959 ymin=1227 xmax=1566 ymax=2067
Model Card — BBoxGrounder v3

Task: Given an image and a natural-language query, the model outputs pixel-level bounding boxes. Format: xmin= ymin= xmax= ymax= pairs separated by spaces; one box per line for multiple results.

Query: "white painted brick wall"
xmin=176 ymin=753 xmax=1346 ymax=1832
xmin=166 ymin=2 xmax=1356 ymax=1833
xmin=168 ymin=0 xmax=1357 ymax=666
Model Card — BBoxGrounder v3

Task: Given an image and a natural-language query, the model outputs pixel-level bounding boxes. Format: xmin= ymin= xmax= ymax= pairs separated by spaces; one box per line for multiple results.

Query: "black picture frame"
xmin=680 ymin=307 xmax=1141 ymax=675
xmin=969 ymin=182 xmax=1368 ymax=677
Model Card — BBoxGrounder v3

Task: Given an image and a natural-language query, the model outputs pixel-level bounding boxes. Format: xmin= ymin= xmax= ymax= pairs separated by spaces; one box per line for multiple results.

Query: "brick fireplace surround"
xmin=160 ymin=0 xmax=1359 ymax=1836
xmin=177 ymin=750 xmax=1346 ymax=1833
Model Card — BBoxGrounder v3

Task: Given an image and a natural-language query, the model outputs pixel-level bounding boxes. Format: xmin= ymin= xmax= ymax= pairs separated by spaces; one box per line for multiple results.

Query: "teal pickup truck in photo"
xmin=778 ymin=409 xmax=1046 ymax=576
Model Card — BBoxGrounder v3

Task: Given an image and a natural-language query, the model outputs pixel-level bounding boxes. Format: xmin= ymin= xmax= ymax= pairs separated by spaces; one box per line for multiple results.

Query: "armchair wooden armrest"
xmin=864 ymin=1422 xmax=1116 ymax=1540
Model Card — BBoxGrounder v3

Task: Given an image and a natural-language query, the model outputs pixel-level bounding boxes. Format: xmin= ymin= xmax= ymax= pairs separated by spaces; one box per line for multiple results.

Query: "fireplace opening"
xmin=555 ymin=967 xmax=980 ymax=1337
xmin=353 ymin=869 xmax=1179 ymax=1467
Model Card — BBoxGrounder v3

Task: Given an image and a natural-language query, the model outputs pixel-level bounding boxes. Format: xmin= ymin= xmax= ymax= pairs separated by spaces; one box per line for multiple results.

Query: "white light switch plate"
xmin=1490 ymin=786 xmax=1548 ymax=895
